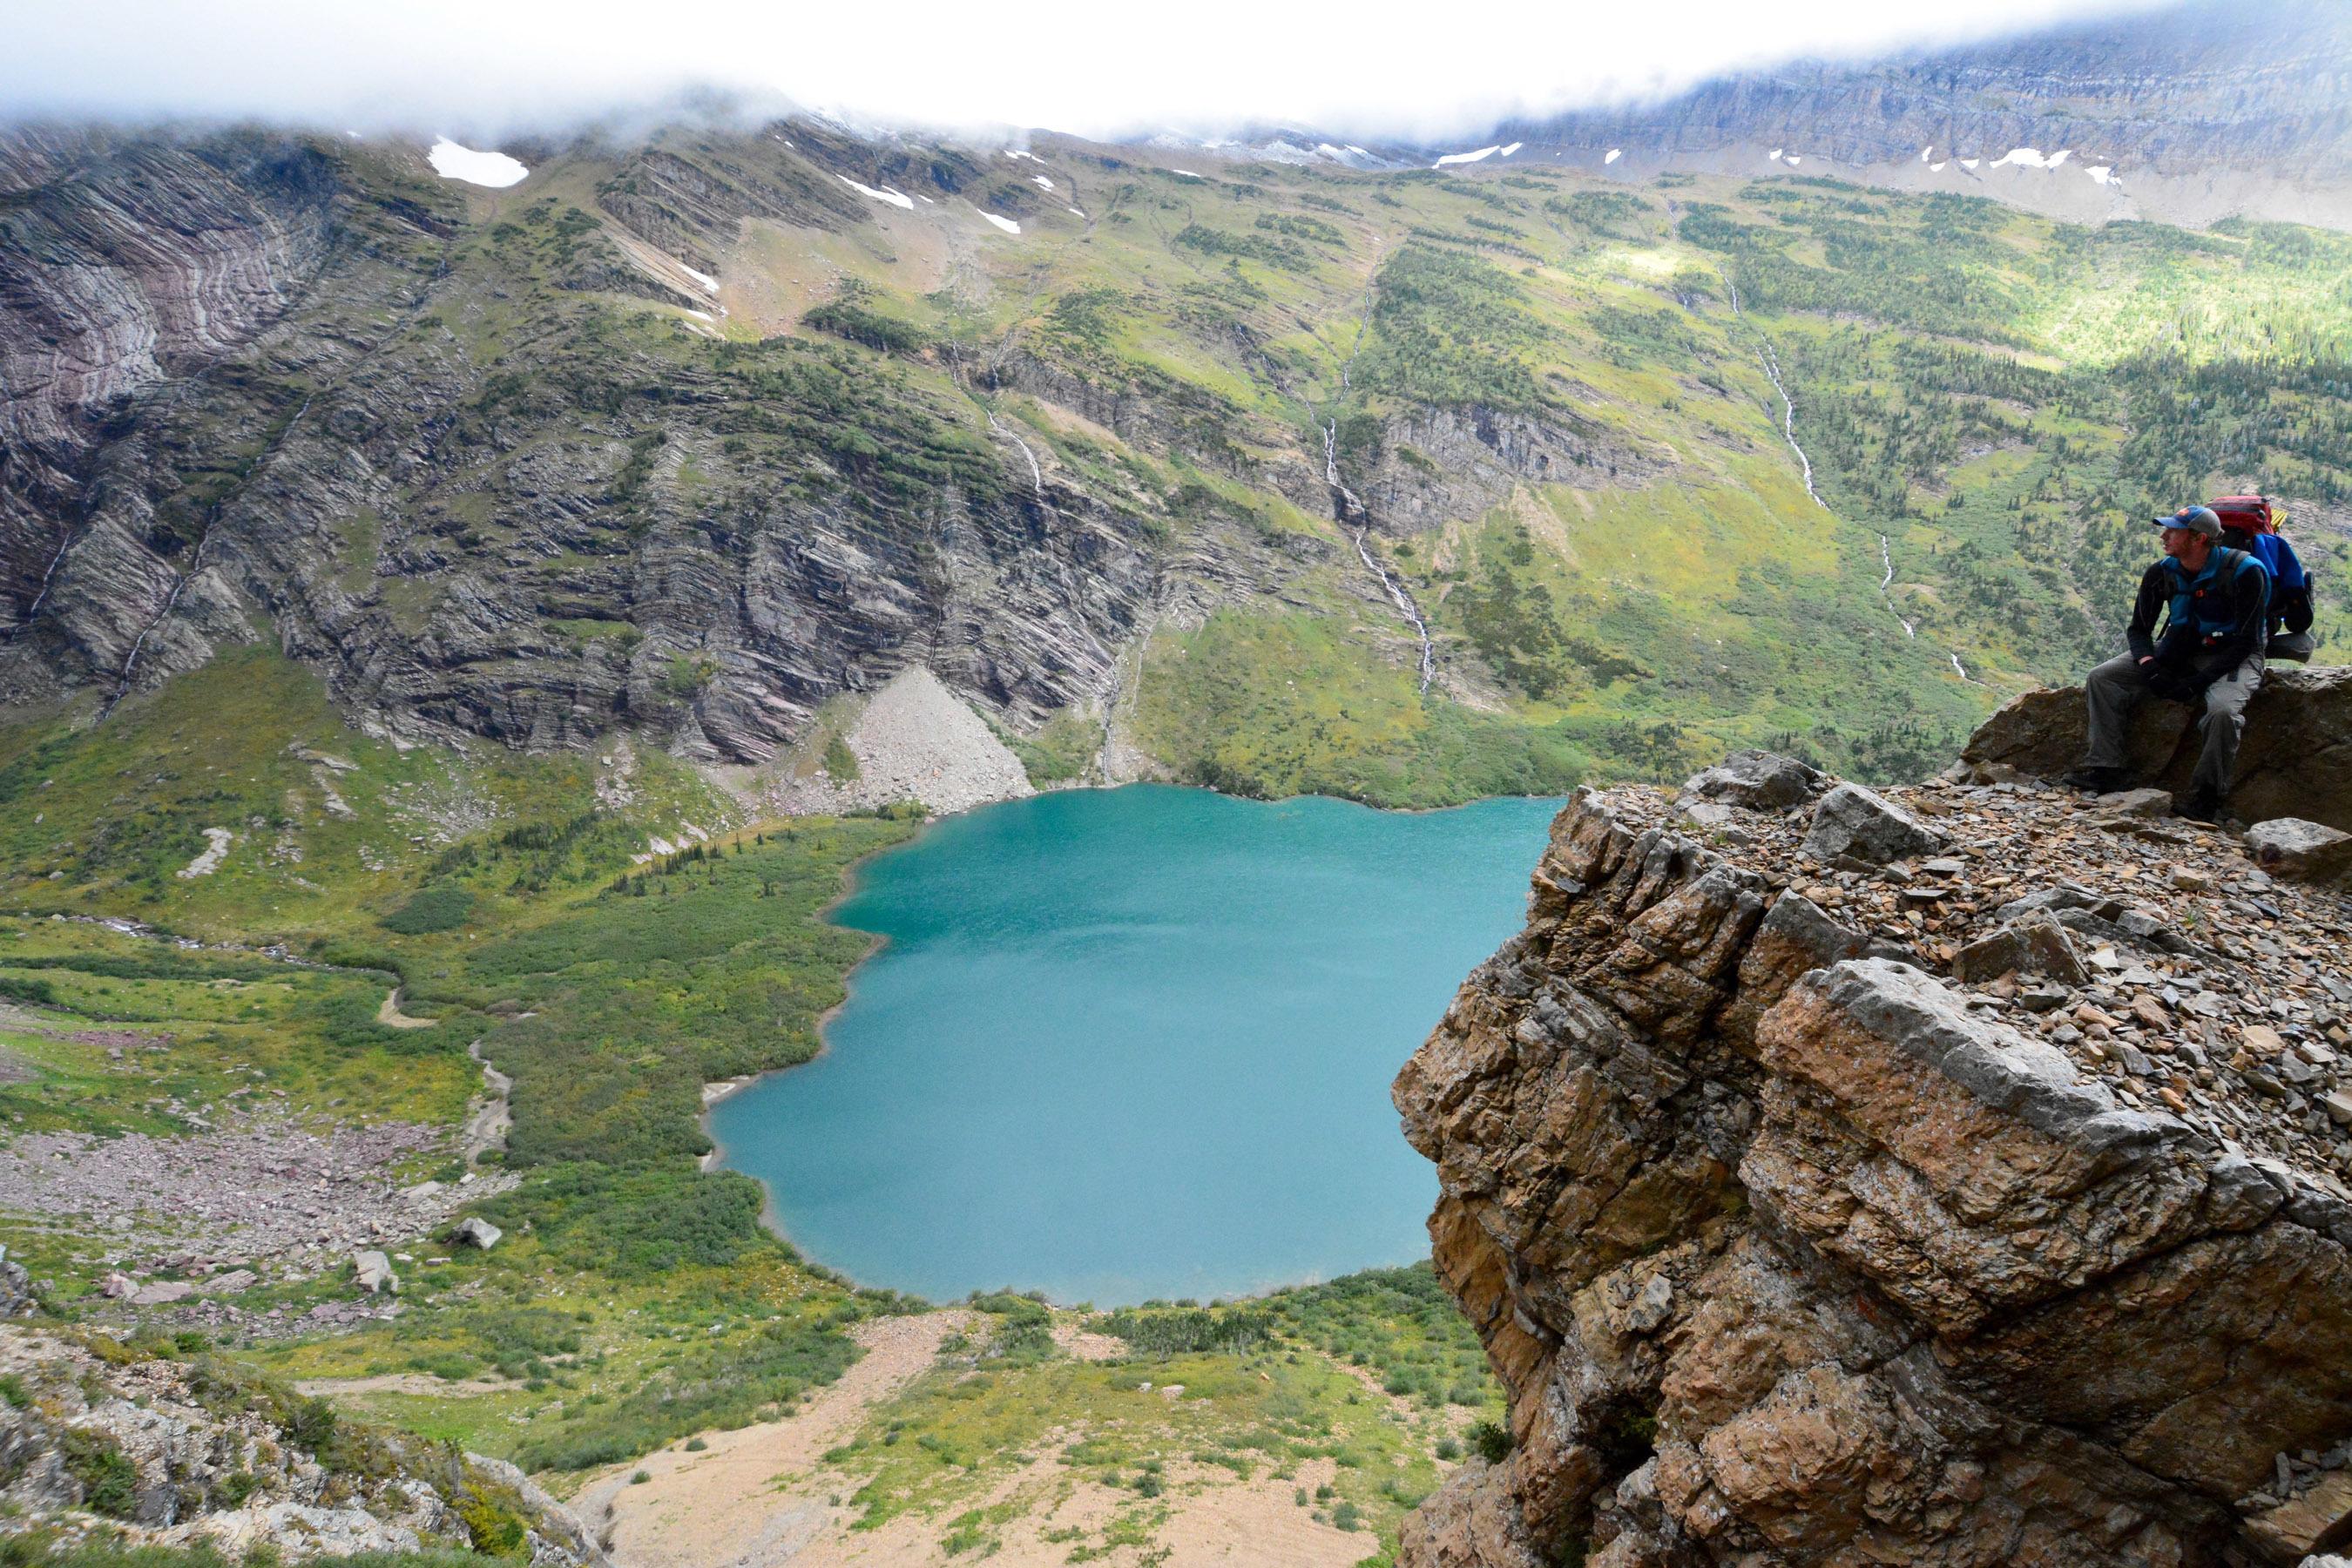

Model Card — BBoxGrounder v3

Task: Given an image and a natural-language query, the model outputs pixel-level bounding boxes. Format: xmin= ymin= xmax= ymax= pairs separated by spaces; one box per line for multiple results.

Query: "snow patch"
xmin=1066 ymin=206 xmax=1086 ymax=217
xmin=1960 ymin=157 xmax=1980 ymax=170
xmin=2087 ymin=164 xmax=2119 ymax=186
xmin=1605 ymin=148 xmax=1622 ymax=165
xmin=1032 ymin=174 xmax=1056 ymax=191
xmin=1768 ymin=147 xmax=1783 ymax=160
xmin=980 ymin=211 xmax=1021 ymax=234
xmin=1167 ymin=168 xmax=1202 ymax=178
xmin=427 ymin=138 xmax=528 ymax=188
xmin=1784 ymin=154 xmax=1803 ymax=166
xmin=1434 ymin=145 xmax=1504 ymax=166
xmin=839 ymin=175 xmax=916 ymax=209
xmin=1930 ymin=162 xmax=1947 ymax=172
xmin=1004 ymin=149 xmax=1043 ymax=162
xmin=1499 ymin=141 xmax=1523 ymax=156
xmin=680 ymin=263 xmax=718 ymax=294
xmin=1920 ymin=145 xmax=1934 ymax=163
xmin=1991 ymin=147 xmax=2071 ymax=171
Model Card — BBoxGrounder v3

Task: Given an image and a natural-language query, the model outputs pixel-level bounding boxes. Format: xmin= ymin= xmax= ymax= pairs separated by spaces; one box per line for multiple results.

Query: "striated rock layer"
xmin=1396 ymin=768 xmax=2352 ymax=1567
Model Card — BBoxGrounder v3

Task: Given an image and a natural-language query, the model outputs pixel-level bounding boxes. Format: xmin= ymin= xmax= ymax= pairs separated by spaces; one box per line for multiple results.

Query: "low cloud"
xmin=3 ymin=0 xmax=2179 ymax=145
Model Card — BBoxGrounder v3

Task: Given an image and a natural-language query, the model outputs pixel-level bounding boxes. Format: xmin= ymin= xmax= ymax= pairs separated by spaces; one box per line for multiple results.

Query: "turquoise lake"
xmin=708 ymin=784 xmax=1561 ymax=1306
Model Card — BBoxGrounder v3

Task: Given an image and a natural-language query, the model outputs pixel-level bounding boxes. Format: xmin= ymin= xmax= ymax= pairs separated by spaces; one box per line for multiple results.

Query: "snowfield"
xmin=980 ymin=211 xmax=1021 ymax=234
xmin=840 ymin=176 xmax=916 ymax=210
xmin=428 ymin=139 xmax=527 ymax=187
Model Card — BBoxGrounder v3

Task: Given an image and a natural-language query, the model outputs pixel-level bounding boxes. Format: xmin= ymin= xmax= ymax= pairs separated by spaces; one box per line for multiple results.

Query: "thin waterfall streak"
xmin=1324 ymin=420 xmax=1434 ymax=694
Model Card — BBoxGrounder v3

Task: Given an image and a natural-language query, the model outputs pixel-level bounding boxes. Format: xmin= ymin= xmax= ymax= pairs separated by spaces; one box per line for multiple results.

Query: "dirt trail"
xmin=463 ymin=1039 xmax=511 ymax=1165
xmin=583 ymin=1312 xmax=974 ymax=1568
xmin=376 ymin=989 xmax=437 ymax=1028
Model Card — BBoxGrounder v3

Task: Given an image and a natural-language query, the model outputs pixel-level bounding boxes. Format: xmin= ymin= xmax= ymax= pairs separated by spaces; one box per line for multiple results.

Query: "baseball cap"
xmin=2152 ymin=504 xmax=2222 ymax=539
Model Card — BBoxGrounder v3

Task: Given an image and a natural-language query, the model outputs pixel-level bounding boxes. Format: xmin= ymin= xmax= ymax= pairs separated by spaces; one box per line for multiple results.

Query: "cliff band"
xmin=1396 ymin=751 xmax=2352 ymax=1566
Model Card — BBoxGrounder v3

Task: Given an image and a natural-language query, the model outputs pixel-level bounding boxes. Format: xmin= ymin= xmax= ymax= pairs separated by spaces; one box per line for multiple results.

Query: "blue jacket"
xmin=2127 ymin=546 xmax=2270 ymax=666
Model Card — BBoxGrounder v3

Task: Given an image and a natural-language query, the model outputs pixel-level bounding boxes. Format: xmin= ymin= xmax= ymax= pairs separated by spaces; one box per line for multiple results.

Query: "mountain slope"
xmin=0 ymin=107 xmax=2346 ymax=814
xmin=1496 ymin=0 xmax=2352 ymax=231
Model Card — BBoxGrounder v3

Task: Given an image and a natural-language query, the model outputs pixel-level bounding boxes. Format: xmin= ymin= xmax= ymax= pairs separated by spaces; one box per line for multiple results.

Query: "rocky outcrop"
xmin=1356 ymin=403 xmax=1652 ymax=534
xmin=0 ymin=1327 xmax=604 ymax=1565
xmin=1396 ymin=763 xmax=2352 ymax=1567
xmin=1959 ymin=664 xmax=2352 ymax=832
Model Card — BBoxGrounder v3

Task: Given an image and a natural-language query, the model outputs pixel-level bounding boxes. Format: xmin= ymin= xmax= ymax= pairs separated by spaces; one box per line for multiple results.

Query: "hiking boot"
xmin=2177 ymin=788 xmax=2227 ymax=824
xmin=2061 ymin=765 xmax=2130 ymax=794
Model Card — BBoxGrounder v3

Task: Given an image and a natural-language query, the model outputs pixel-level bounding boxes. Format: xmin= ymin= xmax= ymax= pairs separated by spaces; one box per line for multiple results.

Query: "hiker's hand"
xmin=2139 ymin=655 xmax=2155 ymax=665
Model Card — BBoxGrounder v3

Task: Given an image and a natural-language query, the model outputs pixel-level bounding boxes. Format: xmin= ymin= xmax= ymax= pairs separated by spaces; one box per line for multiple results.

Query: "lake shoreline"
xmin=701 ymin=784 xmax=1565 ymax=1306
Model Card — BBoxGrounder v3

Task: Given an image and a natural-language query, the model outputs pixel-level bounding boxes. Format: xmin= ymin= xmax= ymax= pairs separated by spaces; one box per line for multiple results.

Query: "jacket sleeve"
xmin=2126 ymin=563 xmax=2168 ymax=662
xmin=2275 ymin=538 xmax=2314 ymax=633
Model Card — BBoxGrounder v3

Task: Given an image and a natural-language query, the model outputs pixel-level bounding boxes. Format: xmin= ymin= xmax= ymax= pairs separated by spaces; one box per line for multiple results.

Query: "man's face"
xmin=2161 ymin=525 xmax=2202 ymax=561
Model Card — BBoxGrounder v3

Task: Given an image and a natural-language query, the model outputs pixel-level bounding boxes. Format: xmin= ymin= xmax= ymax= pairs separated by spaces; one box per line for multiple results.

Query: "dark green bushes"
xmin=382 ymin=883 xmax=476 ymax=935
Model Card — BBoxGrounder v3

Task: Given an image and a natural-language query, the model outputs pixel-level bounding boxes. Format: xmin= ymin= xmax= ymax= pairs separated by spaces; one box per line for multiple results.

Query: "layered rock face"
xmin=0 ymin=127 xmax=1166 ymax=760
xmin=1396 ymin=764 xmax=2352 ymax=1565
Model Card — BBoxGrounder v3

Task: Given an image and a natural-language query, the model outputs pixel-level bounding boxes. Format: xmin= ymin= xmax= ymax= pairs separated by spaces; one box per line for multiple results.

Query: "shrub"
xmin=382 ymin=884 xmax=476 ymax=936
xmin=62 ymin=1429 xmax=140 ymax=1517
xmin=1468 ymin=1420 xmax=1512 ymax=1465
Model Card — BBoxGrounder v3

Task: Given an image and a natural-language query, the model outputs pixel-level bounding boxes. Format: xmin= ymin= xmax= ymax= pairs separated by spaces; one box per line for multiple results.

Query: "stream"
xmin=1728 ymin=277 xmax=1973 ymax=682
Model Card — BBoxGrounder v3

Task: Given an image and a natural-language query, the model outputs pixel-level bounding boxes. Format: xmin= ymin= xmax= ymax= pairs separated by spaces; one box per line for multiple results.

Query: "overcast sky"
xmin=3 ymin=0 xmax=2178 ymax=145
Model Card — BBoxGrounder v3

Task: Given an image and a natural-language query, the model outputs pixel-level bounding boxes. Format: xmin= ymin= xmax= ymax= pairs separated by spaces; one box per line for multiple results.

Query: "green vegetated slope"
xmin=0 ymin=648 xmax=916 ymax=1465
xmin=0 ymin=651 xmax=1497 ymax=1562
xmin=527 ymin=139 xmax=2347 ymax=800
xmin=18 ymin=131 xmax=2344 ymax=810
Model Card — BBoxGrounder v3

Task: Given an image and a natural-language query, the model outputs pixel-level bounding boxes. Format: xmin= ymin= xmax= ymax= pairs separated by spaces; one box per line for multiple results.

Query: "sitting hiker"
xmin=2063 ymin=504 xmax=2270 ymax=821
xmin=2209 ymin=494 xmax=2316 ymax=661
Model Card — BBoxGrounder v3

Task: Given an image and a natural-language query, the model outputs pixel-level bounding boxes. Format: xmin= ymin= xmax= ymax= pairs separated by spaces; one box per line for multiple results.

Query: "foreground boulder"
xmin=1960 ymin=664 xmax=2352 ymax=830
xmin=1396 ymin=768 xmax=2352 ymax=1567
xmin=2247 ymin=818 xmax=2352 ymax=884
xmin=1681 ymin=749 xmax=1824 ymax=813
xmin=1801 ymin=781 xmax=1946 ymax=867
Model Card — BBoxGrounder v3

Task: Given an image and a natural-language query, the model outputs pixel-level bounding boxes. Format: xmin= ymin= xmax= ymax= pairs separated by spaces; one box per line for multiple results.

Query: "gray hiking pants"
xmin=2083 ymin=650 xmax=2264 ymax=797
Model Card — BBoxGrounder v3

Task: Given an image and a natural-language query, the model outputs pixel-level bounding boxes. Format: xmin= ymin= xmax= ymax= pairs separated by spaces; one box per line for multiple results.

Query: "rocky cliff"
xmin=1396 ymin=736 xmax=2352 ymax=1565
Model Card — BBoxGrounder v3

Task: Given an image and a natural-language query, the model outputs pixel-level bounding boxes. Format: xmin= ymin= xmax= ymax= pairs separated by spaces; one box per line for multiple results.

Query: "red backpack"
xmin=2209 ymin=495 xmax=2275 ymax=536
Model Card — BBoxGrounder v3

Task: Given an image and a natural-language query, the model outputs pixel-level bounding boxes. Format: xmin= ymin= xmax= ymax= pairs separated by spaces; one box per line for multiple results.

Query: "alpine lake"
xmin=708 ymin=783 xmax=1561 ymax=1306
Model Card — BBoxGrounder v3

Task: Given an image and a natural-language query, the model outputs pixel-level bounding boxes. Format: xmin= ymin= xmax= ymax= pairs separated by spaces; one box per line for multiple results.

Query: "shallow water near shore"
xmin=710 ymin=783 xmax=1561 ymax=1306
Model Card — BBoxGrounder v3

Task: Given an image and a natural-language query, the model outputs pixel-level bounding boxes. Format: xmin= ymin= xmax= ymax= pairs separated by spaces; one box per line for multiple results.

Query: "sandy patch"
xmin=789 ymin=1455 xmax=1365 ymax=1567
xmin=1051 ymin=1320 xmax=1127 ymax=1362
xmin=584 ymin=1311 xmax=975 ymax=1568
xmin=295 ymin=1372 xmax=511 ymax=1398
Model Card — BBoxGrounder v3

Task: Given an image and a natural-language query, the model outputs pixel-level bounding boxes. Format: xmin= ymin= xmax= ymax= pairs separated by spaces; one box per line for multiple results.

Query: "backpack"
xmin=2208 ymin=494 xmax=2275 ymax=536
xmin=2207 ymin=494 xmax=2316 ymax=658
